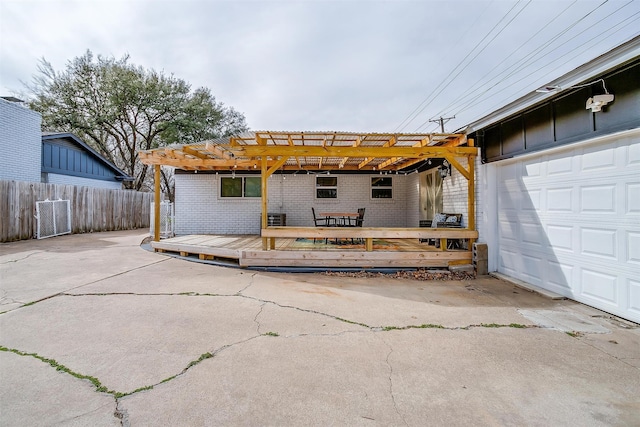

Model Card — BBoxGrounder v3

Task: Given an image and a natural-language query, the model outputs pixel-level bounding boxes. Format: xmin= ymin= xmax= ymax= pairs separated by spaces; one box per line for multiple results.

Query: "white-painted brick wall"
xmin=405 ymin=173 xmax=421 ymax=227
xmin=46 ymin=173 xmax=123 ymax=190
xmin=0 ymin=99 xmax=42 ymax=182
xmin=174 ymin=173 xmax=412 ymax=234
xmin=442 ymin=157 xmax=470 ymax=228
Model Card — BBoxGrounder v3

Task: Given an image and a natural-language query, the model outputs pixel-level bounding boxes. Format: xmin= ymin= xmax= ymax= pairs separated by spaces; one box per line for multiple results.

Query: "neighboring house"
xmin=468 ymin=36 xmax=640 ymax=323
xmin=0 ymin=97 xmax=131 ymax=188
xmin=0 ymin=97 xmax=42 ymax=182
xmin=41 ymin=132 xmax=131 ymax=190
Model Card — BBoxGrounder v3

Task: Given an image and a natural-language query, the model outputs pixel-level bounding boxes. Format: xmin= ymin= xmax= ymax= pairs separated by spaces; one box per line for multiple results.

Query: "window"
xmin=371 ymin=177 xmax=393 ymax=199
xmin=316 ymin=176 xmax=337 ymax=199
xmin=221 ymin=177 xmax=261 ymax=198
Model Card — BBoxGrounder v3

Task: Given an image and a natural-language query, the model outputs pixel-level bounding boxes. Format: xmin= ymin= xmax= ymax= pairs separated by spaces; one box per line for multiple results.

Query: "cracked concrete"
xmin=1 ymin=230 xmax=639 ymax=426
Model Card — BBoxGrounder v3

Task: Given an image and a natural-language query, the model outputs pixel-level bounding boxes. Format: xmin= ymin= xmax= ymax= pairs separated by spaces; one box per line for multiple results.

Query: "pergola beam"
xmin=229 ymin=145 xmax=476 ymax=158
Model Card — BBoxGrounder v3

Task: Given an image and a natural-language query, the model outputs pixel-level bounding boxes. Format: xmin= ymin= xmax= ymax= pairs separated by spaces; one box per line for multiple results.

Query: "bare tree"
xmin=27 ymin=50 xmax=248 ymax=199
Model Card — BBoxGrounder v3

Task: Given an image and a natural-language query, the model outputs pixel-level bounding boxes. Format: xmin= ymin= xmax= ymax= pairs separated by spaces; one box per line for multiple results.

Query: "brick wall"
xmin=432 ymin=155 xmax=482 ymax=233
xmin=174 ymin=173 xmax=413 ymax=235
xmin=405 ymin=172 xmax=421 ymax=227
xmin=0 ymin=99 xmax=42 ymax=182
xmin=442 ymin=157 xmax=470 ymax=228
xmin=46 ymin=173 xmax=123 ymax=190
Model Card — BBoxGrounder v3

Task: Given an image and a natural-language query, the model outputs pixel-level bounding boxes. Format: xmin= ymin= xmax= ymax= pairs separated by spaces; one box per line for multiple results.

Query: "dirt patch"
xmin=322 ymin=269 xmax=475 ymax=281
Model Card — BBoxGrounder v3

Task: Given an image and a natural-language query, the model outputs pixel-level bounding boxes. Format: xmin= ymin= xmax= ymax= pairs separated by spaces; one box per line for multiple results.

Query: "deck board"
xmin=151 ymin=234 xmax=472 ymax=268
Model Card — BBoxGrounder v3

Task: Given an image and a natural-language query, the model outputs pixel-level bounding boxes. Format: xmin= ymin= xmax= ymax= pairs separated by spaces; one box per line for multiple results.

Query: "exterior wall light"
xmin=439 ymin=160 xmax=451 ymax=179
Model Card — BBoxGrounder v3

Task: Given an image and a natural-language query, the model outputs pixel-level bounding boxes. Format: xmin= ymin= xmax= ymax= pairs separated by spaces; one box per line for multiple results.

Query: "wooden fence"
xmin=0 ymin=180 xmax=153 ymax=242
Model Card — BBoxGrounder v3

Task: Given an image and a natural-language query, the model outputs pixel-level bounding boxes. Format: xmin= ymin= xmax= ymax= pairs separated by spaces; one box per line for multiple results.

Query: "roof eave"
xmin=465 ymin=35 xmax=640 ymax=133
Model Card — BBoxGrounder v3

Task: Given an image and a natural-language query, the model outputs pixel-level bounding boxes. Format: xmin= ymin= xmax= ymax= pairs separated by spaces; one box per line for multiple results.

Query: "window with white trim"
xmin=220 ymin=177 xmax=261 ymax=198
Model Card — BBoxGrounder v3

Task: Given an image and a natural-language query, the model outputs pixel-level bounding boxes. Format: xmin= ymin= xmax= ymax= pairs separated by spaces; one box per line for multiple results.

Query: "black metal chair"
xmin=345 ymin=208 xmax=365 ymax=243
xmin=311 ymin=208 xmax=335 ymax=243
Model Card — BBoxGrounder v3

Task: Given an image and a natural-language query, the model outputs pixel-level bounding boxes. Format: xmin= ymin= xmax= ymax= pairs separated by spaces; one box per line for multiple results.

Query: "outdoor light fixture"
xmin=439 ymin=160 xmax=451 ymax=179
xmin=535 ymin=85 xmax=561 ymax=93
xmin=586 ymin=93 xmax=614 ymax=112
xmin=535 ymin=78 xmax=614 ymax=113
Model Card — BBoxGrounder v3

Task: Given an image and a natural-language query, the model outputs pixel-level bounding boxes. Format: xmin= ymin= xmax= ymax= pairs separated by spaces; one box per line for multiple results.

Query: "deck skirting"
xmin=151 ymin=234 xmax=473 ymax=269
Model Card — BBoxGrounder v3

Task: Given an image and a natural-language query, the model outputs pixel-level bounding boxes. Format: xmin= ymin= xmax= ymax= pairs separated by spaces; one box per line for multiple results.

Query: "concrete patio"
xmin=1 ymin=230 xmax=638 ymax=426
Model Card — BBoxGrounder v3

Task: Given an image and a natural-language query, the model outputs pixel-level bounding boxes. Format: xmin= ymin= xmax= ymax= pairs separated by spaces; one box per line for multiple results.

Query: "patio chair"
xmin=345 ymin=208 xmax=365 ymax=243
xmin=311 ymin=207 xmax=335 ymax=243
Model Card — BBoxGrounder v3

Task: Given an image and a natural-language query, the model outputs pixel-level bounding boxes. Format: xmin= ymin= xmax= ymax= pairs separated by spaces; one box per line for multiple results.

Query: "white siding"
xmin=46 ymin=173 xmax=123 ymax=190
xmin=0 ymin=99 xmax=42 ymax=182
xmin=174 ymin=173 xmax=411 ymax=235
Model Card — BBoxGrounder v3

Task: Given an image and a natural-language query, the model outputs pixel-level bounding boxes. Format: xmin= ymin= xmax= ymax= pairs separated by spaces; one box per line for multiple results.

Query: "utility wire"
xmin=392 ymin=0 xmax=526 ymax=132
xmin=438 ymin=0 xmax=619 ymax=121
xmin=451 ymin=4 xmax=639 ymax=119
xmin=429 ymin=0 xmax=579 ymax=121
xmin=410 ymin=0 xmax=533 ymax=132
xmin=461 ymin=16 xmax=640 ymax=120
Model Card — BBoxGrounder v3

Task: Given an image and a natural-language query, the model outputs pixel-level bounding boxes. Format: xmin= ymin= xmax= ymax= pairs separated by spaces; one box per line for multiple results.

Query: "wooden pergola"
xmin=139 ymin=131 xmax=477 ymax=257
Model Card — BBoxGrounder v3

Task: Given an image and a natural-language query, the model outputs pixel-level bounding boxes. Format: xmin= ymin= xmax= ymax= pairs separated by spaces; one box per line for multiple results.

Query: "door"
xmin=495 ymin=131 xmax=640 ymax=323
xmin=419 ymin=169 xmax=443 ymax=221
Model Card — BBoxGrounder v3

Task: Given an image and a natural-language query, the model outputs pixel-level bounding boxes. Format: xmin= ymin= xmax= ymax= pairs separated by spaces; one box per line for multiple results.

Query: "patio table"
xmin=319 ymin=212 xmax=359 ymax=227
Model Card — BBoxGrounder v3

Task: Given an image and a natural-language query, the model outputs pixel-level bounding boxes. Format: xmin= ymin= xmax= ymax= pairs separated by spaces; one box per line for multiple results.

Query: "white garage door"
xmin=496 ymin=130 xmax=640 ymax=323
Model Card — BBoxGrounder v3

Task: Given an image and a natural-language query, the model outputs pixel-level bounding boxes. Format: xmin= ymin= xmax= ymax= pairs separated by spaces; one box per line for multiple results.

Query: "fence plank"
xmin=0 ymin=180 xmax=153 ymax=242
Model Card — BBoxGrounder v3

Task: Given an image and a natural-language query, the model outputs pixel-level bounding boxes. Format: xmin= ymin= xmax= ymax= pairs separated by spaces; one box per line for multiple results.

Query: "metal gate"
xmin=150 ymin=201 xmax=175 ymax=238
xmin=35 ymin=199 xmax=72 ymax=239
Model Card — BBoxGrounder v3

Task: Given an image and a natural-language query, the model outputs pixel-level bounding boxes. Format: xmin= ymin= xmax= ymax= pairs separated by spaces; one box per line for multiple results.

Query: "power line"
xmin=451 ymin=4 xmax=639 ymax=119
xmin=410 ymin=0 xmax=533 ymax=132
xmin=429 ymin=116 xmax=456 ymax=133
xmin=392 ymin=0 xmax=527 ymax=133
xmin=429 ymin=0 xmax=579 ymax=121
xmin=439 ymin=0 xmax=619 ymax=120
xmin=457 ymin=16 xmax=640 ymax=120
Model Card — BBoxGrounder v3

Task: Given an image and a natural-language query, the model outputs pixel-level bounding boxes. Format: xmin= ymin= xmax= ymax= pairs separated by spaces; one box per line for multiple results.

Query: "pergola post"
xmin=153 ymin=164 xmax=161 ymax=242
xmin=261 ymin=155 xmax=268 ymax=250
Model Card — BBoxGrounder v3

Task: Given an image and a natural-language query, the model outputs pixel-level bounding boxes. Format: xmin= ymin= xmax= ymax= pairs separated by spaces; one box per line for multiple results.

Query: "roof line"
xmin=464 ymin=34 xmax=640 ymax=133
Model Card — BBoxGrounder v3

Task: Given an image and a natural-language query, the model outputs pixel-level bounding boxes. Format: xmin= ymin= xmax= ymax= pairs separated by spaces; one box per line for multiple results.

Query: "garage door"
xmin=496 ymin=130 xmax=640 ymax=323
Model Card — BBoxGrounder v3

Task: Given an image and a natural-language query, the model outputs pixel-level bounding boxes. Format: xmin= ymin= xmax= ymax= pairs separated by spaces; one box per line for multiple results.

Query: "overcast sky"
xmin=1 ymin=0 xmax=638 ymax=133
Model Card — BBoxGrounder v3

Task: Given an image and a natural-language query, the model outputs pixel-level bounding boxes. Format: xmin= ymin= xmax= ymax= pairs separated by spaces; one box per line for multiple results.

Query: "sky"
xmin=1 ymin=0 xmax=639 ymax=133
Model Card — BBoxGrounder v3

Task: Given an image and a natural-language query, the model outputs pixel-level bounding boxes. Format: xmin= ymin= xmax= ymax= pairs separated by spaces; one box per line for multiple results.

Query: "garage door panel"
xmin=498 ymin=218 xmax=518 ymax=242
xmin=547 ymin=261 xmax=573 ymax=291
xmin=548 ymin=154 xmax=574 ymax=175
xmin=629 ymin=280 xmax=640 ymax=316
xmin=547 ymin=224 xmax=574 ymax=251
xmin=582 ymin=144 xmax=616 ymax=171
xmin=628 ymin=183 xmax=640 ymax=212
xmin=520 ymin=254 xmax=544 ymax=285
xmin=628 ymin=232 xmax=640 ymax=264
xmin=521 ymin=222 xmax=545 ymax=247
xmin=627 ymin=139 xmax=640 ymax=163
xmin=580 ymin=185 xmax=616 ymax=212
xmin=547 ymin=187 xmax=573 ymax=212
xmin=496 ymin=131 xmax=640 ymax=323
xmin=581 ymin=269 xmax=618 ymax=305
xmin=580 ymin=227 xmax=617 ymax=259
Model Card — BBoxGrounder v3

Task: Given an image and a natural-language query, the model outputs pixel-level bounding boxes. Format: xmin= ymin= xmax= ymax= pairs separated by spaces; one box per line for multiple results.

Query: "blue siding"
xmin=42 ymin=142 xmax=119 ymax=182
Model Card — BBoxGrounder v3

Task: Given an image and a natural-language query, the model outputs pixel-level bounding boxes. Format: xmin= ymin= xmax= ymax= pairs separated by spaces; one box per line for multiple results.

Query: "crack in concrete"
xmin=0 ymin=251 xmax=41 ymax=265
xmin=236 ymin=273 xmax=258 ymax=295
xmin=571 ymin=336 xmax=640 ymax=371
xmin=254 ymin=303 xmax=266 ymax=335
xmin=380 ymin=337 xmax=408 ymax=426
xmin=114 ymin=400 xmax=130 ymax=427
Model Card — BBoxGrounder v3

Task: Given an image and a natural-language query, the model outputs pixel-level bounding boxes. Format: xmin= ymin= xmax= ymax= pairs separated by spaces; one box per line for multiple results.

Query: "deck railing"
xmin=261 ymin=226 xmax=478 ymax=251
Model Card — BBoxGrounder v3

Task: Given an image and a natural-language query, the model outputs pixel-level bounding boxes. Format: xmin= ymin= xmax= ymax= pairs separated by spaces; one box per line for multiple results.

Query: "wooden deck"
xmin=151 ymin=234 xmax=474 ymax=268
